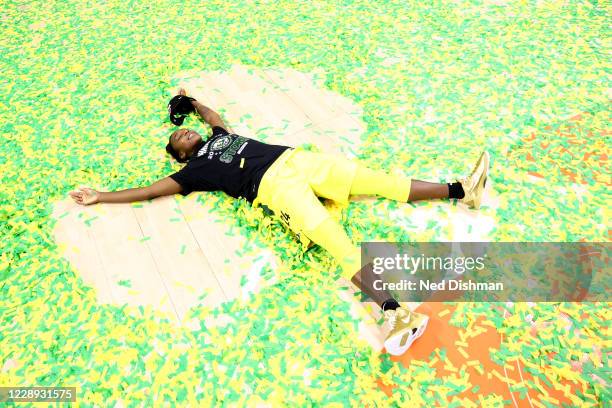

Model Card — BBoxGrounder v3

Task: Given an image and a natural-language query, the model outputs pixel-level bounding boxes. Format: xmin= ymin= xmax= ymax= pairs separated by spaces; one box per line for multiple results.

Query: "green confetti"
xmin=84 ymin=216 xmax=98 ymax=226
xmin=1 ymin=0 xmax=608 ymax=406
xmin=117 ymin=279 xmax=132 ymax=288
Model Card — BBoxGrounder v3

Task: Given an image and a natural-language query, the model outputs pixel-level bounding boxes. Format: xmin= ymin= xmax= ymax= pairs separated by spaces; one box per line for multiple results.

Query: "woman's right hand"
xmin=69 ymin=186 xmax=100 ymax=206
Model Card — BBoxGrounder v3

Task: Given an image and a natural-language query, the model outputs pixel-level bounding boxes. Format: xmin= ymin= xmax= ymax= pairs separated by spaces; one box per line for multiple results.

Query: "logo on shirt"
xmin=210 ymin=136 xmax=232 ymax=151
xmin=195 ymin=133 xmax=249 ymax=163
xmin=220 ymin=136 xmax=248 ymax=163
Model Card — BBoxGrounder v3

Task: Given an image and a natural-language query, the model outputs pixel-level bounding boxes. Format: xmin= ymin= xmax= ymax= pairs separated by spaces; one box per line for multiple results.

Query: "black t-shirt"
xmin=169 ymin=127 xmax=290 ymax=203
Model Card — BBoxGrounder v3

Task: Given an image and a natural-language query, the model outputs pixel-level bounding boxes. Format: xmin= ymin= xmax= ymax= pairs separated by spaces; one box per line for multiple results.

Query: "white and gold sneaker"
xmin=383 ymin=307 xmax=429 ymax=356
xmin=459 ymin=150 xmax=490 ymax=209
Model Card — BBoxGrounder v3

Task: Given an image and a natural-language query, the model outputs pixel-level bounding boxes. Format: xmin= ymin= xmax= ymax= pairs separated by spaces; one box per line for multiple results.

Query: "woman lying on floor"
xmin=70 ymin=88 xmax=489 ymax=355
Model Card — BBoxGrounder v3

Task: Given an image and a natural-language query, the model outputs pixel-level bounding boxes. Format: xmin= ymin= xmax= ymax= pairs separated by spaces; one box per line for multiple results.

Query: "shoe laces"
xmin=386 ymin=309 xmax=409 ymax=330
xmin=460 ymin=174 xmax=474 ymax=190
xmin=387 ymin=312 xmax=398 ymax=329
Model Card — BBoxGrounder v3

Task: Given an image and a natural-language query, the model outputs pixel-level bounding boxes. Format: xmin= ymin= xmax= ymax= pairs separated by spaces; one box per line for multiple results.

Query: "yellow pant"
xmin=254 ymin=147 xmax=411 ymax=280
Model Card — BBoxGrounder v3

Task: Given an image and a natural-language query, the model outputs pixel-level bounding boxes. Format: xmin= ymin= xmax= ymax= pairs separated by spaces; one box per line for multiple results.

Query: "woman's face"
xmin=170 ymin=128 xmax=202 ymax=160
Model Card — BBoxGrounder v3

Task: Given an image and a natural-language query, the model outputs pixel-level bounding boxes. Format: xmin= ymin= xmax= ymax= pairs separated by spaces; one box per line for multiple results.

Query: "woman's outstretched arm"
xmin=69 ymin=177 xmax=182 ymax=205
xmin=177 ymin=88 xmax=230 ymax=131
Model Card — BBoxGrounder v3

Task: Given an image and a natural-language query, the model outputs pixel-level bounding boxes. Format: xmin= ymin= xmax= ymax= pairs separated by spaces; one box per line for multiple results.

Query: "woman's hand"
xmin=177 ymin=88 xmax=196 ymax=106
xmin=69 ymin=186 xmax=100 ymax=206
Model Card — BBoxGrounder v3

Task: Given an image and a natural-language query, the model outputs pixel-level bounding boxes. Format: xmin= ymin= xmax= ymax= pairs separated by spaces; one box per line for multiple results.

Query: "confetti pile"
xmin=1 ymin=0 xmax=609 ymax=406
